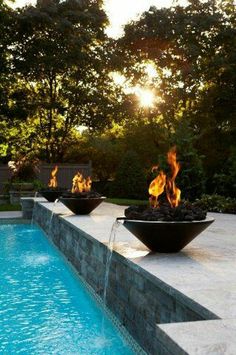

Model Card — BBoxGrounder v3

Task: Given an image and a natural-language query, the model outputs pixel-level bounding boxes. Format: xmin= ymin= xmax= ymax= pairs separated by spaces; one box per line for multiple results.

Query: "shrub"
xmin=110 ymin=151 xmax=147 ymax=200
xmin=122 ymin=120 xmax=169 ymax=169
xmin=8 ymin=156 xmax=39 ymax=182
xmin=171 ymin=121 xmax=206 ymax=201
xmin=211 ymin=147 xmax=236 ymax=198
xmin=194 ymin=194 xmax=236 ymax=214
xmin=64 ymin=133 xmax=124 ymax=181
xmin=32 ymin=179 xmax=45 ymax=190
xmin=92 ymin=180 xmax=113 ymax=196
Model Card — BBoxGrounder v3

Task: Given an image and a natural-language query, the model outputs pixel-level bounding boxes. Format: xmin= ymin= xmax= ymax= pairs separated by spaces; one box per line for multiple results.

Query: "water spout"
xmin=101 ymin=218 xmax=122 ymax=336
xmin=31 ymin=192 xmax=38 ymax=225
xmin=49 ymin=199 xmax=59 ymax=235
xmin=103 ymin=219 xmax=123 ymax=305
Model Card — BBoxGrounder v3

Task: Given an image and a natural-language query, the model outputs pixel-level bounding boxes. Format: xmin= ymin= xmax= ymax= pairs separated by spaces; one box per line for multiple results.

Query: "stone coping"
xmin=0 ymin=211 xmax=23 ymax=219
xmin=49 ymin=212 xmax=218 ymax=321
xmin=21 ymin=198 xmax=236 ymax=353
xmin=156 ymin=319 xmax=236 ymax=355
xmin=32 ymin=200 xmax=236 ymax=320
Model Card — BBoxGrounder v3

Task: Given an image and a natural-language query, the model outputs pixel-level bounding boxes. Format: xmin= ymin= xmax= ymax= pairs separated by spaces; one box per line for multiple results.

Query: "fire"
xmin=48 ymin=166 xmax=58 ymax=188
xmin=71 ymin=172 xmax=92 ymax=193
xmin=166 ymin=148 xmax=181 ymax=208
xmin=149 ymin=170 xmax=166 ymax=208
xmin=149 ymin=147 xmax=181 ymax=208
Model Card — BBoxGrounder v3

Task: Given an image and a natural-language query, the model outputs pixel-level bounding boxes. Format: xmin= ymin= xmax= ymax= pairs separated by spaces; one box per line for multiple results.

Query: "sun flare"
xmin=137 ymin=89 xmax=155 ymax=108
xmin=110 ymin=72 xmax=126 ymax=86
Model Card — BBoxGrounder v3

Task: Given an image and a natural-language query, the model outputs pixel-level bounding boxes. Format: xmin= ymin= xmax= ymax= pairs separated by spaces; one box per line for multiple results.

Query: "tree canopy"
xmin=1 ymin=0 xmax=126 ymax=161
xmin=0 ymin=0 xmax=236 ymax=198
xmin=118 ymin=0 xmax=236 ymax=186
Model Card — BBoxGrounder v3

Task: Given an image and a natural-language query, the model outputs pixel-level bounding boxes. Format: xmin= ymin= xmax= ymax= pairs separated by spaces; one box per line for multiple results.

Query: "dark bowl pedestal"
xmin=39 ymin=189 xmax=66 ymax=203
xmin=123 ymin=217 xmax=214 ymax=253
xmin=59 ymin=197 xmax=106 ymax=215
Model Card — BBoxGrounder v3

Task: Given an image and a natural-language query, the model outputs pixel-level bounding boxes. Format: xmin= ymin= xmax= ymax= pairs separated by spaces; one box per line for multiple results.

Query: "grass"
xmin=106 ymin=198 xmax=148 ymax=206
xmin=0 ymin=204 xmax=22 ymax=211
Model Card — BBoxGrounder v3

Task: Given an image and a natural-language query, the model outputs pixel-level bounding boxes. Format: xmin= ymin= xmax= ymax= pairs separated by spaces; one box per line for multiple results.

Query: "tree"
xmin=63 ymin=128 xmax=125 ymax=181
xmin=0 ymin=0 xmax=15 ymax=159
xmin=171 ymin=120 xmax=205 ymax=200
xmin=9 ymin=0 xmax=124 ymax=162
xmin=110 ymin=150 xmax=147 ymax=199
xmin=119 ymin=0 xmax=236 ymax=192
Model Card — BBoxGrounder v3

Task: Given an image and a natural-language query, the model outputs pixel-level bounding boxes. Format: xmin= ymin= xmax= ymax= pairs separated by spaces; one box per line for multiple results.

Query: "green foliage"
xmin=32 ymin=179 xmax=45 ymax=190
xmin=195 ymin=194 xmax=236 ymax=214
xmin=0 ymin=1 xmax=16 ymax=161
xmin=106 ymin=198 xmax=148 ymax=206
xmin=120 ymin=0 xmax=236 ymax=192
xmin=88 ymin=136 xmax=124 ymax=181
xmin=110 ymin=150 xmax=147 ymax=199
xmin=122 ymin=119 xmax=169 ymax=169
xmin=1 ymin=0 xmax=125 ymax=162
xmin=211 ymin=147 xmax=236 ymax=197
xmin=0 ymin=204 xmax=21 ymax=212
xmin=8 ymin=157 xmax=39 ymax=182
xmin=92 ymin=180 xmax=112 ymax=196
xmin=64 ymin=130 xmax=124 ymax=181
xmin=11 ymin=165 xmax=37 ymax=182
xmin=171 ymin=121 xmax=205 ymax=200
xmin=0 ymin=0 xmax=235 ymax=199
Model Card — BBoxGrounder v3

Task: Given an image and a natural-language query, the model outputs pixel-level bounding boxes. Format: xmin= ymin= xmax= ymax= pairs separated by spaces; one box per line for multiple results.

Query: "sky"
xmin=104 ymin=0 xmax=186 ymax=38
xmin=12 ymin=0 xmax=187 ymax=38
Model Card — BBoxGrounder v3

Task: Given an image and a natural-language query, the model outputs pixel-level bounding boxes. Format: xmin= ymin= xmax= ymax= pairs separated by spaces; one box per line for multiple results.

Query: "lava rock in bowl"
xmin=59 ymin=191 xmax=106 ymax=215
xmin=122 ymin=202 xmax=214 ymax=253
xmin=125 ymin=202 xmax=207 ymax=222
xmin=39 ymin=187 xmax=67 ymax=202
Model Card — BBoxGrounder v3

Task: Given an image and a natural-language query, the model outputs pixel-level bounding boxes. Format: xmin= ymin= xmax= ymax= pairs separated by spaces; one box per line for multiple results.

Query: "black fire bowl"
xmin=123 ymin=217 xmax=214 ymax=253
xmin=39 ymin=189 xmax=66 ymax=203
xmin=59 ymin=196 xmax=106 ymax=215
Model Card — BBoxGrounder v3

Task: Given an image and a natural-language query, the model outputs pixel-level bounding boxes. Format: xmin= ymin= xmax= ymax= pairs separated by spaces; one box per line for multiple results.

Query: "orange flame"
xmin=166 ymin=147 xmax=181 ymax=208
xmin=149 ymin=147 xmax=181 ymax=208
xmin=71 ymin=172 xmax=92 ymax=193
xmin=149 ymin=170 xmax=166 ymax=208
xmin=48 ymin=166 xmax=58 ymax=188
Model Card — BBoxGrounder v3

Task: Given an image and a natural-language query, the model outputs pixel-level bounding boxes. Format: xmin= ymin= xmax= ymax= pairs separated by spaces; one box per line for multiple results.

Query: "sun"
xmin=137 ymin=89 xmax=155 ymax=108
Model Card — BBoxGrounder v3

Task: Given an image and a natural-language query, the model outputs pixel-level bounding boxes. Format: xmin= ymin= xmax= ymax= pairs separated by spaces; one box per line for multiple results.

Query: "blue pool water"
xmin=0 ymin=224 xmax=136 ymax=354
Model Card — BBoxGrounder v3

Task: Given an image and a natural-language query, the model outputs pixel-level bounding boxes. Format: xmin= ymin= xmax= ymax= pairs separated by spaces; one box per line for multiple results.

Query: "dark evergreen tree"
xmin=111 ymin=150 xmax=147 ymax=199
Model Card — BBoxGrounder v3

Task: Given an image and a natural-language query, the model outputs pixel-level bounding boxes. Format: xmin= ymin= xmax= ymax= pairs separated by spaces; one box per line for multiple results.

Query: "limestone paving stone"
xmin=156 ymin=319 xmax=236 ymax=355
xmin=0 ymin=211 xmax=23 ymax=219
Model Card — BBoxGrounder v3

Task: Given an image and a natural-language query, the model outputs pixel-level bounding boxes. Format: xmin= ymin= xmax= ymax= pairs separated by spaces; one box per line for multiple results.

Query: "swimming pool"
xmin=0 ymin=224 xmax=138 ymax=354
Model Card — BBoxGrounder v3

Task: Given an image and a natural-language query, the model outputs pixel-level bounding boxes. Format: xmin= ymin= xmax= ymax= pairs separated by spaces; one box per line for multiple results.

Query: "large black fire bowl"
xmin=39 ymin=188 xmax=66 ymax=202
xmin=59 ymin=196 xmax=106 ymax=215
xmin=123 ymin=217 xmax=214 ymax=253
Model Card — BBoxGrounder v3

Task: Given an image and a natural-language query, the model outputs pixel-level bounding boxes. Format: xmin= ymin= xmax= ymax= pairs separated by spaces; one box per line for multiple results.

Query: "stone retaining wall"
xmin=31 ymin=201 xmax=219 ymax=354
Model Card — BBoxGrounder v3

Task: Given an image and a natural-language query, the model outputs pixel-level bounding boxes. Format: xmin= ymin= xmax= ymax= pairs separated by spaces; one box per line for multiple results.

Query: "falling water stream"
xmin=31 ymin=192 xmax=38 ymax=225
xmin=33 ymin=196 xmax=126 ymax=342
xmin=49 ymin=199 xmax=59 ymax=235
xmin=101 ymin=218 xmax=123 ymax=336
